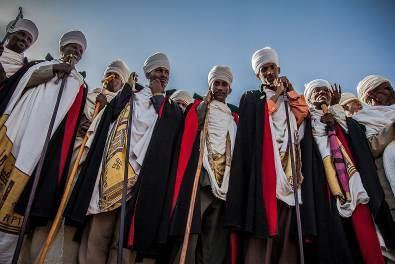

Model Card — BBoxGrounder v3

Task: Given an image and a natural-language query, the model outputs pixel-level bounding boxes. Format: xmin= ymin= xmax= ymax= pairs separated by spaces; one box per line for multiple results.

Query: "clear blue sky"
xmin=1 ymin=0 xmax=394 ymax=104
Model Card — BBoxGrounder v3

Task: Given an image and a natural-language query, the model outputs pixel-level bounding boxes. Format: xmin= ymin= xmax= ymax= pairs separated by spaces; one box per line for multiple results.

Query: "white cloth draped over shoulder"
xmin=0 ymin=47 xmax=25 ymax=77
xmin=2 ymin=59 xmax=84 ymax=176
xmin=202 ymin=100 xmax=237 ymax=200
xmin=265 ymin=88 xmax=304 ymax=206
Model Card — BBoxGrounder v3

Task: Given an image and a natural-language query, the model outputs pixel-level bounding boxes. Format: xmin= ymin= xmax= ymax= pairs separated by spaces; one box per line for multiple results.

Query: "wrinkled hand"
xmin=279 ymin=76 xmax=294 ymax=92
xmin=330 ymin=83 xmax=342 ymax=105
xmin=320 ymin=112 xmax=336 ymax=129
xmin=273 ymin=78 xmax=286 ymax=95
xmin=150 ymin=79 xmax=164 ymax=94
xmin=53 ymin=63 xmax=73 ymax=75
xmin=96 ymin=93 xmax=108 ymax=110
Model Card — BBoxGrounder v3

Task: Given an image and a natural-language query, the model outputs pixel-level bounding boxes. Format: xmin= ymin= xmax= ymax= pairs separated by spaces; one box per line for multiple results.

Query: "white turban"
xmin=170 ymin=90 xmax=194 ymax=106
xmin=104 ymin=59 xmax=130 ymax=83
xmin=339 ymin=92 xmax=359 ymax=106
xmin=6 ymin=18 xmax=39 ymax=44
xmin=59 ymin=30 xmax=87 ymax=52
xmin=304 ymin=79 xmax=332 ymax=103
xmin=143 ymin=52 xmax=170 ymax=76
xmin=356 ymin=75 xmax=391 ymax=103
xmin=208 ymin=65 xmax=233 ymax=89
xmin=251 ymin=47 xmax=279 ymax=74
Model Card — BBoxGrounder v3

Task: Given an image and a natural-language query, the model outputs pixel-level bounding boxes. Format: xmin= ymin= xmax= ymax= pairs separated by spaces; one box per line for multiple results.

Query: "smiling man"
xmin=0 ymin=30 xmax=88 ymax=264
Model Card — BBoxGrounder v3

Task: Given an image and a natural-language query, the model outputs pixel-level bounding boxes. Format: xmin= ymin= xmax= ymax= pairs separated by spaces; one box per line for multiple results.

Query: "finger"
xmin=339 ymin=85 xmax=342 ymax=94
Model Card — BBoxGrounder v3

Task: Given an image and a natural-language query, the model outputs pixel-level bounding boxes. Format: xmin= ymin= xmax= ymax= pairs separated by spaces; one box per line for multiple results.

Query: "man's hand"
xmin=320 ymin=112 xmax=336 ymax=129
xmin=150 ymin=79 xmax=164 ymax=94
xmin=330 ymin=83 xmax=342 ymax=105
xmin=127 ymin=72 xmax=138 ymax=87
xmin=0 ymin=43 xmax=4 ymax=57
xmin=96 ymin=93 xmax=108 ymax=110
xmin=279 ymin=76 xmax=294 ymax=92
xmin=53 ymin=63 xmax=73 ymax=75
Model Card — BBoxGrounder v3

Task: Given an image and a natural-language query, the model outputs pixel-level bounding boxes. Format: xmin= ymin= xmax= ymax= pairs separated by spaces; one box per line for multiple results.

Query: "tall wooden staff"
xmin=12 ymin=54 xmax=77 ymax=264
xmin=117 ymin=72 xmax=137 ymax=264
xmin=179 ymin=93 xmax=211 ymax=264
xmin=1 ymin=7 xmax=23 ymax=44
xmin=282 ymin=80 xmax=305 ymax=263
xmin=35 ymin=74 xmax=116 ymax=264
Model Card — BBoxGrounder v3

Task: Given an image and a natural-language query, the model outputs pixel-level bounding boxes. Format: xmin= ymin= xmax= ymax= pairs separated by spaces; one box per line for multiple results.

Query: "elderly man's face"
xmin=310 ymin=86 xmax=332 ymax=109
xmin=365 ymin=82 xmax=395 ymax=106
xmin=60 ymin=43 xmax=84 ymax=64
xmin=343 ymin=99 xmax=362 ymax=116
xmin=105 ymin=72 xmax=123 ymax=93
xmin=6 ymin=30 xmax=33 ymax=53
xmin=257 ymin=62 xmax=280 ymax=86
xmin=211 ymin=79 xmax=230 ymax=103
xmin=149 ymin=67 xmax=169 ymax=89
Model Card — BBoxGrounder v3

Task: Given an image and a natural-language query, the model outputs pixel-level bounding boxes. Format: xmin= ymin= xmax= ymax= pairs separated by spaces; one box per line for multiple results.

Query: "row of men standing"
xmin=0 ymin=18 xmax=395 ymax=264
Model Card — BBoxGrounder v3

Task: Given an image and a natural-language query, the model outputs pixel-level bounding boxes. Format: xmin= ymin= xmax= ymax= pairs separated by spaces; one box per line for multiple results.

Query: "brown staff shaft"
xmin=179 ymin=107 xmax=209 ymax=264
xmin=35 ymin=103 xmax=101 ymax=264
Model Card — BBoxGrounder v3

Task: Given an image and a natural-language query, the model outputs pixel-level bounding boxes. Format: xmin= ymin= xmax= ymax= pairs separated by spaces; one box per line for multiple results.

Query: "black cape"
xmin=64 ymin=84 xmax=183 ymax=256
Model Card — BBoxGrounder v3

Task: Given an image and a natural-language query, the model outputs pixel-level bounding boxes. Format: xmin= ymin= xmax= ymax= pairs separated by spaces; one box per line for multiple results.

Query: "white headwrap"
xmin=304 ymin=79 xmax=332 ymax=105
xmin=6 ymin=18 xmax=39 ymax=44
xmin=104 ymin=59 xmax=130 ymax=83
xmin=59 ymin=30 xmax=87 ymax=52
xmin=251 ymin=47 xmax=279 ymax=74
xmin=339 ymin=92 xmax=359 ymax=106
xmin=143 ymin=52 xmax=170 ymax=76
xmin=207 ymin=65 xmax=233 ymax=89
xmin=356 ymin=75 xmax=391 ymax=103
xmin=170 ymin=90 xmax=194 ymax=106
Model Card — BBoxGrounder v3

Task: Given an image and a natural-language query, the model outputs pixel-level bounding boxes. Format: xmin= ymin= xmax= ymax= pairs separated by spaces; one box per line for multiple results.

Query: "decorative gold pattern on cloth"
xmin=206 ymin=131 xmax=232 ymax=187
xmin=99 ymin=104 xmax=137 ymax=212
xmin=0 ymin=116 xmax=29 ymax=233
xmin=280 ymin=143 xmax=303 ymax=189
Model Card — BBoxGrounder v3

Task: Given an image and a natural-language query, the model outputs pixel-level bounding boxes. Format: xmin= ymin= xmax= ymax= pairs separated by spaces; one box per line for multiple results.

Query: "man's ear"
xmin=256 ymin=73 xmax=261 ymax=80
xmin=228 ymin=87 xmax=232 ymax=94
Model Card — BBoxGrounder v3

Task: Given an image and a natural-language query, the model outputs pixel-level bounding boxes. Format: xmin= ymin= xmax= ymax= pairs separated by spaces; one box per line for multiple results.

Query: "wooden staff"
xmin=179 ymin=98 xmax=210 ymax=264
xmin=35 ymin=74 xmax=116 ymax=264
xmin=1 ymin=7 xmax=23 ymax=44
xmin=283 ymin=87 xmax=304 ymax=264
xmin=117 ymin=72 xmax=137 ymax=264
xmin=12 ymin=54 xmax=76 ymax=264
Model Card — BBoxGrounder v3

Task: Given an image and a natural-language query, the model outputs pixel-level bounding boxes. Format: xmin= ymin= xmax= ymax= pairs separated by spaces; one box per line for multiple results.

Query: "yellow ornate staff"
xmin=35 ymin=73 xmax=116 ymax=264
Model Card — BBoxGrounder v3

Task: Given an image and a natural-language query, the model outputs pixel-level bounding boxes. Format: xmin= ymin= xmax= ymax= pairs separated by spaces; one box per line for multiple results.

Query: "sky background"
xmin=1 ymin=0 xmax=394 ymax=104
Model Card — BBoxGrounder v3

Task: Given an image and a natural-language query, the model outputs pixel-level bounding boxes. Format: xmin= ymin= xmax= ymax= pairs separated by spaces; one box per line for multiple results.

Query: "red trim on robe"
xmin=159 ymin=96 xmax=167 ymax=118
xmin=58 ymin=85 xmax=85 ymax=184
xmin=128 ymin=213 xmax=136 ymax=246
xmin=170 ymin=100 xmax=201 ymax=213
xmin=232 ymin=112 xmax=239 ymax=125
xmin=229 ymin=231 xmax=238 ymax=264
xmin=336 ymin=127 xmax=384 ymax=264
xmin=262 ymin=102 xmax=277 ymax=236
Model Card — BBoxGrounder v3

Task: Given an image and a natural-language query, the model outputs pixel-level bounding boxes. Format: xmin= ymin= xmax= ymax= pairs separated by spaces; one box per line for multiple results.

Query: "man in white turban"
xmin=64 ymin=52 xmax=184 ymax=263
xmin=0 ymin=30 xmax=88 ymax=264
xmin=170 ymin=65 xmax=238 ymax=263
xmin=357 ymin=75 xmax=395 ymax=106
xmin=0 ymin=18 xmax=39 ymax=82
xmin=303 ymin=79 xmax=395 ymax=263
xmin=225 ymin=47 xmax=308 ymax=263
xmin=339 ymin=92 xmax=362 ymax=117
xmin=169 ymin=90 xmax=194 ymax=112
xmin=354 ymin=75 xmax=395 ymax=225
